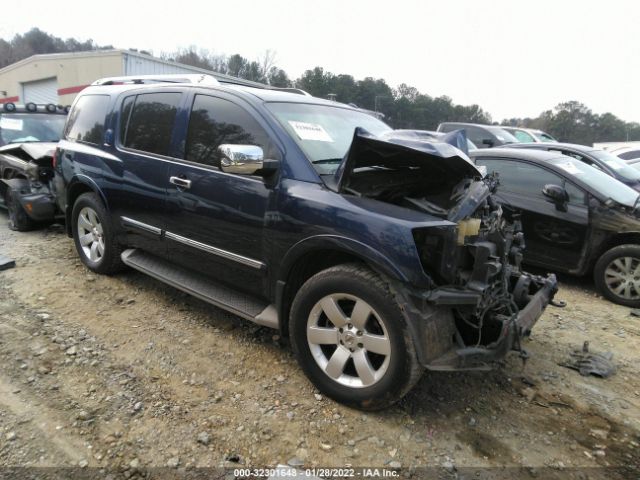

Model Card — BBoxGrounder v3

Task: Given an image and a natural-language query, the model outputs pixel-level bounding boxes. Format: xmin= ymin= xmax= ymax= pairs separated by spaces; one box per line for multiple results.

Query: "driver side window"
xmin=184 ymin=95 xmax=275 ymax=169
xmin=477 ymin=158 xmax=586 ymax=204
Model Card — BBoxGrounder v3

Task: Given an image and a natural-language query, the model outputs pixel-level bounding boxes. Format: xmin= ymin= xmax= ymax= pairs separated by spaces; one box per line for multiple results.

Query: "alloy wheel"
xmin=306 ymin=293 xmax=391 ymax=388
xmin=77 ymin=207 xmax=105 ymax=262
xmin=604 ymin=256 xmax=640 ymax=300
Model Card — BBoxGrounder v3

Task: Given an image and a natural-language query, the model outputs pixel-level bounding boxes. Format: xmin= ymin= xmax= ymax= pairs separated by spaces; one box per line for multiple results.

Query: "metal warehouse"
xmin=0 ymin=50 xmax=263 ymax=106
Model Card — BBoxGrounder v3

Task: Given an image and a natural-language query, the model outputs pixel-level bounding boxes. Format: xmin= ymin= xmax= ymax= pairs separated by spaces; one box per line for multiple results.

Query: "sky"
xmin=2 ymin=0 xmax=639 ymax=122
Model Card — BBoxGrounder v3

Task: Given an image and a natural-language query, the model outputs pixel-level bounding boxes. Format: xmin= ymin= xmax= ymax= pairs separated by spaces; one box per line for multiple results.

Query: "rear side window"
xmin=122 ymin=93 xmax=181 ymax=156
xmin=65 ymin=95 xmax=110 ymax=145
xmin=185 ymin=95 xmax=273 ymax=168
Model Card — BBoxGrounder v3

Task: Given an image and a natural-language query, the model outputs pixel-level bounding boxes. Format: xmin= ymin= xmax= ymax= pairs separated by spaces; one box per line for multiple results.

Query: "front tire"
xmin=71 ymin=192 xmax=125 ymax=275
xmin=289 ymin=263 xmax=423 ymax=410
xmin=5 ymin=188 xmax=35 ymax=232
xmin=594 ymin=244 xmax=640 ymax=307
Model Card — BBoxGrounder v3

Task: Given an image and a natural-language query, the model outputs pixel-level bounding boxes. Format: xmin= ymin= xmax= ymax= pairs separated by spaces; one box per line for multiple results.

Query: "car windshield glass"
xmin=510 ymin=129 xmax=535 ymax=142
xmin=0 ymin=113 xmax=66 ymax=145
xmin=589 ymin=149 xmax=640 ymax=182
xmin=266 ymin=102 xmax=392 ymax=174
xmin=534 ymin=132 xmax=556 ymax=142
xmin=486 ymin=126 xmax=518 ymax=143
xmin=549 ymin=156 xmax=639 ymax=207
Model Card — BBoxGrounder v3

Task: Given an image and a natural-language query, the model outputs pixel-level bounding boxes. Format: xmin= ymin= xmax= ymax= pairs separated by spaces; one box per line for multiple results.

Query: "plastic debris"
xmin=560 ymin=341 xmax=616 ymax=378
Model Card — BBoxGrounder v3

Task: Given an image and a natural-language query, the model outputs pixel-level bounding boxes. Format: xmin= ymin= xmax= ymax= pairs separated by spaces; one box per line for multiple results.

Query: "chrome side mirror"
xmin=217 ymin=144 xmax=264 ymax=175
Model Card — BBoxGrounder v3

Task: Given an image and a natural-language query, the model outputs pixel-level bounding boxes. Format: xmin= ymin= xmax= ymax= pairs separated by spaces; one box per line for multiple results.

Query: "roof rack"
xmin=267 ymin=87 xmax=311 ymax=96
xmin=91 ymin=74 xmax=220 ymax=86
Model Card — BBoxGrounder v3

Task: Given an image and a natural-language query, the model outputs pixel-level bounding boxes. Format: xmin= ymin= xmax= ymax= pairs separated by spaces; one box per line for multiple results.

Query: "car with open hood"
xmin=472 ymin=148 xmax=640 ymax=307
xmin=54 ymin=74 xmax=558 ymax=409
xmin=0 ymin=102 xmax=68 ymax=230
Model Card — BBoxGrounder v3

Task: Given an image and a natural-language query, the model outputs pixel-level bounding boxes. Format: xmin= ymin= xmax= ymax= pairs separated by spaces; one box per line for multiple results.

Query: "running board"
xmin=120 ymin=249 xmax=278 ymax=329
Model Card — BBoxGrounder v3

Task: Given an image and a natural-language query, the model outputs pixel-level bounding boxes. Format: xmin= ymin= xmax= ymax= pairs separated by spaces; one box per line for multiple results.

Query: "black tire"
xmin=71 ymin=192 xmax=125 ymax=275
xmin=289 ymin=263 xmax=423 ymax=410
xmin=594 ymin=244 xmax=640 ymax=307
xmin=5 ymin=188 xmax=35 ymax=232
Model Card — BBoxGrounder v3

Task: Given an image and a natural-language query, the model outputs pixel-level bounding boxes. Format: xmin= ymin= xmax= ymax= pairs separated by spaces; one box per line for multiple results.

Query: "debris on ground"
xmin=0 ymin=254 xmax=15 ymax=271
xmin=560 ymin=341 xmax=617 ymax=378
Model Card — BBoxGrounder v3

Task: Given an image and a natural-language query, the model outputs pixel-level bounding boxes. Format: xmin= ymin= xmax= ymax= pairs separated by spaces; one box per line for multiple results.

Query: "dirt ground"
xmin=0 ymin=218 xmax=638 ymax=479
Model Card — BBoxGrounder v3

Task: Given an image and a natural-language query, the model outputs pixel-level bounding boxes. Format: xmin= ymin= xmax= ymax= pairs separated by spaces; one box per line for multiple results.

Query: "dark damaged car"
xmin=0 ymin=103 xmax=67 ymax=230
xmin=54 ymin=76 xmax=558 ymax=409
xmin=473 ymin=148 xmax=640 ymax=307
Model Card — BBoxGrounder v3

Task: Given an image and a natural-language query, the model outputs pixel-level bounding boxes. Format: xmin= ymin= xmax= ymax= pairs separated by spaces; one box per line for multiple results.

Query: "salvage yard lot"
xmin=0 ymin=219 xmax=638 ymax=478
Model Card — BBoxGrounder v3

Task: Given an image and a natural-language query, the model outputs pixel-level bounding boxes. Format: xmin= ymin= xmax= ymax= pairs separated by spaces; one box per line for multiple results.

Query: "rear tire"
xmin=71 ymin=192 xmax=125 ymax=275
xmin=289 ymin=263 xmax=423 ymax=410
xmin=594 ymin=244 xmax=640 ymax=307
xmin=5 ymin=188 xmax=35 ymax=232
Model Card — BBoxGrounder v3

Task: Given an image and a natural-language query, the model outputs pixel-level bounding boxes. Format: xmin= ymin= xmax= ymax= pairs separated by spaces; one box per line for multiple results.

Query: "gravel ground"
xmin=0 ymin=219 xmax=638 ymax=479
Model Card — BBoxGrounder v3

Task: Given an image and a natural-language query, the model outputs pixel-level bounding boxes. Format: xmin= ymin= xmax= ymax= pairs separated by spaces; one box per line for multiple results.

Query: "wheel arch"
xmin=276 ymin=235 xmax=410 ymax=336
xmin=65 ymin=176 xmax=108 ymax=236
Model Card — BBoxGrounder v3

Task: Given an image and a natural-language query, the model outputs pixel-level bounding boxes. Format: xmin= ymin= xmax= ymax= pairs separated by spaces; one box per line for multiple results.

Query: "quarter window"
xmin=185 ymin=95 xmax=273 ymax=169
xmin=122 ymin=93 xmax=181 ymax=156
xmin=65 ymin=95 xmax=110 ymax=145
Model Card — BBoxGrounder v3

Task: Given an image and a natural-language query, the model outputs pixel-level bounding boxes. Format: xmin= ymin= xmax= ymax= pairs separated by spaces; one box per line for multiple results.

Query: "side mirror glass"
xmin=218 ymin=144 xmax=264 ymax=175
xmin=542 ymin=184 xmax=569 ymax=211
xmin=481 ymin=139 xmax=494 ymax=147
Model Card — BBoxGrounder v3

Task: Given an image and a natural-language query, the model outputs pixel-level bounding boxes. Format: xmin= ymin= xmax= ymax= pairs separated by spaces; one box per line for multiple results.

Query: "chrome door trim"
xmin=164 ymin=231 xmax=265 ymax=270
xmin=121 ymin=216 xmax=162 ymax=236
xmin=120 ymin=216 xmax=265 ymax=269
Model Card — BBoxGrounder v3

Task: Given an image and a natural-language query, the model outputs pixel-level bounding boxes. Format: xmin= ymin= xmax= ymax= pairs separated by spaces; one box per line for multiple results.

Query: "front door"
xmin=476 ymin=157 xmax=590 ymax=271
xmin=163 ymin=92 xmax=279 ymax=298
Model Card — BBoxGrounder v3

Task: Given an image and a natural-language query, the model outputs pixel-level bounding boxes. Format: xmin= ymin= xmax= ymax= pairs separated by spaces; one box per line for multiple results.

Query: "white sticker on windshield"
xmin=559 ymin=161 xmax=583 ymax=175
xmin=0 ymin=117 xmax=23 ymax=131
xmin=288 ymin=121 xmax=333 ymax=142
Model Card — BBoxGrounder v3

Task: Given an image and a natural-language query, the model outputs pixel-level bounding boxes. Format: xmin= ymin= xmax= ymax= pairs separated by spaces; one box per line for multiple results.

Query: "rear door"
xmin=111 ymin=91 xmax=183 ymax=254
xmin=163 ymin=92 xmax=279 ymax=298
xmin=475 ymin=157 xmax=590 ymax=271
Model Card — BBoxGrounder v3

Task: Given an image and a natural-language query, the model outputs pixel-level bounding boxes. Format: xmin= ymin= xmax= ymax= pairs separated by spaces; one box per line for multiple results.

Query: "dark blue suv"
xmin=54 ymin=75 xmax=557 ymax=409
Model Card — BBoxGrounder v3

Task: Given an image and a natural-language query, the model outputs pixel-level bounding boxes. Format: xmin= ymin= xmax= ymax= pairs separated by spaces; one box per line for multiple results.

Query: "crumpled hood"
xmin=334 ymin=128 xmax=481 ymax=193
xmin=0 ymin=142 xmax=58 ymax=160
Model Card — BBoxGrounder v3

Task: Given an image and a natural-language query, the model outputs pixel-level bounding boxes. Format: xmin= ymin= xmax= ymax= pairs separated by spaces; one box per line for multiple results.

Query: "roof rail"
xmin=91 ymin=74 xmax=220 ymax=86
xmin=268 ymin=87 xmax=312 ymax=96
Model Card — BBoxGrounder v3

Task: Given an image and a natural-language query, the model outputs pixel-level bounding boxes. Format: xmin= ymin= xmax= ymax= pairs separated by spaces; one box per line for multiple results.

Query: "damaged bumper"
xmin=0 ymin=178 xmax=58 ymax=222
xmin=397 ymin=273 xmax=558 ymax=371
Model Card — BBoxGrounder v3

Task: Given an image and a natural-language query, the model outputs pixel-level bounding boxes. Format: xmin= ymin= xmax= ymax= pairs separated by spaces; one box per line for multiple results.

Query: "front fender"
xmin=278 ymin=234 xmax=410 ymax=284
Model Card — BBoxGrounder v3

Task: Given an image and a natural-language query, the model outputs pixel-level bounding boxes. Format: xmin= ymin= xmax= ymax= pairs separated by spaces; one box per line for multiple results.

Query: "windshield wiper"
xmin=312 ymin=158 xmax=343 ymax=164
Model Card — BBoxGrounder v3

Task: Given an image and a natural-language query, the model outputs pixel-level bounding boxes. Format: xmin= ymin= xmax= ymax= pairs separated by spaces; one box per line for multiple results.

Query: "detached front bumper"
xmin=399 ymin=273 xmax=559 ymax=371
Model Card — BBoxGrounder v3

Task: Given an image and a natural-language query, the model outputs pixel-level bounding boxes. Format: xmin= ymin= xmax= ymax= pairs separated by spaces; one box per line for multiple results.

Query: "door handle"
xmin=169 ymin=176 xmax=191 ymax=189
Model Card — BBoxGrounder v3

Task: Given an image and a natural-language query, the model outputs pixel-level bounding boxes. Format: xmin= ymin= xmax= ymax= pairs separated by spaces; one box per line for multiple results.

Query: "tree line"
xmin=2 ymin=28 xmax=639 ymax=145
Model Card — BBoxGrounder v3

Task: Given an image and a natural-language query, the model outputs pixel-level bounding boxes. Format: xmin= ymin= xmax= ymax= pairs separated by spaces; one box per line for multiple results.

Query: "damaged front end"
xmin=337 ymin=129 xmax=558 ymax=370
xmin=0 ymin=142 xmax=59 ymax=223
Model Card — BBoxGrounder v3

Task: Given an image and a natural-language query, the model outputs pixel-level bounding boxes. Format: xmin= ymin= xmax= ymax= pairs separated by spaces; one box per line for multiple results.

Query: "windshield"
xmin=509 ymin=129 xmax=535 ymax=143
xmin=0 ymin=113 xmax=66 ymax=145
xmin=486 ymin=126 xmax=518 ymax=143
xmin=533 ymin=131 xmax=556 ymax=142
xmin=549 ymin=156 xmax=639 ymax=207
xmin=589 ymin=149 xmax=640 ymax=182
xmin=266 ymin=102 xmax=392 ymax=174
